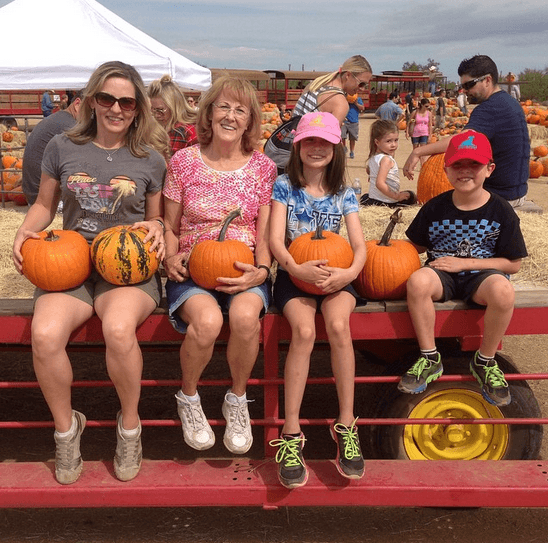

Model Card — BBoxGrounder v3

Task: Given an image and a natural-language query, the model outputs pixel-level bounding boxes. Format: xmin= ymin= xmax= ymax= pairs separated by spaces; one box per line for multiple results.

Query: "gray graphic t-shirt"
xmin=42 ymin=134 xmax=166 ymax=242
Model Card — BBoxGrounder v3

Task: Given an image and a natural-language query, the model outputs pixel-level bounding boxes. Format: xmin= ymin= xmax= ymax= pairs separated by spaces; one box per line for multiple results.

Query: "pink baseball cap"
xmin=293 ymin=111 xmax=341 ymax=144
xmin=445 ymin=130 xmax=493 ymax=167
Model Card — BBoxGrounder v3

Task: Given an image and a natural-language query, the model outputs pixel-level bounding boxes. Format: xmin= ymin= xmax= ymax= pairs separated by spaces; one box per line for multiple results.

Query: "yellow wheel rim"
xmin=403 ymin=389 xmax=509 ymax=460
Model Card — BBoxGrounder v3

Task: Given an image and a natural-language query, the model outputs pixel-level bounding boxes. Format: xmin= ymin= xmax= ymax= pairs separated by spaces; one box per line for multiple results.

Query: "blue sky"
xmin=2 ymin=0 xmax=547 ymax=82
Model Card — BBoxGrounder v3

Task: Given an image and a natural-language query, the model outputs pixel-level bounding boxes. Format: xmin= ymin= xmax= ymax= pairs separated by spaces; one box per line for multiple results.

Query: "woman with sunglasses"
xmin=162 ymin=75 xmax=277 ymax=456
xmin=402 ymin=55 xmax=529 ymax=207
xmin=12 ymin=61 xmax=167 ymax=485
xmin=292 ymin=55 xmax=373 ymax=125
xmin=148 ymin=74 xmax=198 ymax=156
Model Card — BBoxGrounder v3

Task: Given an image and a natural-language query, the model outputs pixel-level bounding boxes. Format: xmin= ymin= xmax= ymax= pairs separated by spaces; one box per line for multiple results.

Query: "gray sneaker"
xmin=222 ymin=391 xmax=253 ymax=454
xmin=175 ymin=392 xmax=215 ymax=450
xmin=54 ymin=410 xmax=86 ymax=485
xmin=113 ymin=411 xmax=142 ymax=482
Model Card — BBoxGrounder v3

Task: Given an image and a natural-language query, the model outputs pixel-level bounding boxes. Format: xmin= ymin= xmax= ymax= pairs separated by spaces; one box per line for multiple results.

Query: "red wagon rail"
xmin=1 ymin=288 xmax=548 ymax=509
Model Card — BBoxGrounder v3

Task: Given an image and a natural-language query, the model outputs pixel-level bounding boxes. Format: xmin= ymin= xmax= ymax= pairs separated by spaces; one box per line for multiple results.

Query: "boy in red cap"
xmin=398 ymin=130 xmax=527 ymax=406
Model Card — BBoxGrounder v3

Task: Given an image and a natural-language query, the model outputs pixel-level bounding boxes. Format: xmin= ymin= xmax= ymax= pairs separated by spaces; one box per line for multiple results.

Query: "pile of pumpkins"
xmin=522 ymin=101 xmax=548 ymax=127
xmin=530 ymin=144 xmax=548 ymax=179
xmin=259 ymin=103 xmax=286 ymax=150
xmin=1 ymin=154 xmax=26 ymax=205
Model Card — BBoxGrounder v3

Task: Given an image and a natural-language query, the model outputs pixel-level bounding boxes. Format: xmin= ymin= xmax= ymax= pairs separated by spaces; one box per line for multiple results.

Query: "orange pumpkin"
xmin=353 ymin=208 xmax=421 ymax=300
xmin=21 ymin=230 xmax=92 ymax=291
xmin=541 ymin=158 xmax=548 ymax=177
xmin=288 ymin=222 xmax=354 ymax=295
xmin=1 ymin=131 xmax=14 ymax=142
xmin=91 ymin=225 xmax=159 ymax=285
xmin=530 ymin=160 xmax=544 ymax=179
xmin=397 ymin=120 xmax=407 ymax=131
xmin=2 ymin=155 xmax=17 ymax=169
xmin=188 ymin=209 xmax=254 ymax=289
xmin=8 ymin=185 xmax=27 ymax=205
xmin=416 ymin=153 xmax=453 ymax=204
xmin=533 ymin=145 xmax=548 ymax=158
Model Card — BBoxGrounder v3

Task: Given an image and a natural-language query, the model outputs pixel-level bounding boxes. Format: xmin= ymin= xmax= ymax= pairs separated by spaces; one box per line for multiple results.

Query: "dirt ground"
xmin=3 ymin=115 xmax=548 ymax=542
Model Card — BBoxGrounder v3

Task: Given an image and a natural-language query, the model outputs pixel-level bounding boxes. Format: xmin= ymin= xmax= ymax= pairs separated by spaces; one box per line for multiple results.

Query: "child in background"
xmin=360 ymin=120 xmax=416 ymax=207
xmin=269 ymin=111 xmax=367 ymax=489
xmin=398 ymin=131 xmax=527 ymax=407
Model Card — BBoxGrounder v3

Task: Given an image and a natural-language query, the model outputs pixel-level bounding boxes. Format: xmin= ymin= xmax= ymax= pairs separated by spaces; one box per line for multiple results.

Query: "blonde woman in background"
xmin=148 ymin=75 xmax=198 ymax=155
xmin=292 ymin=55 xmax=373 ymax=124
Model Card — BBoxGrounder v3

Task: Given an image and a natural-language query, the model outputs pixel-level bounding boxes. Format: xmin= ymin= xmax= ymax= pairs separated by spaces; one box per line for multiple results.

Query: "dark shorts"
xmin=165 ymin=277 xmax=272 ymax=333
xmin=273 ymin=269 xmax=362 ymax=313
xmin=411 ymin=135 xmax=428 ymax=145
xmin=360 ymin=191 xmax=416 ymax=207
xmin=341 ymin=121 xmax=359 ymax=141
xmin=427 ymin=267 xmax=509 ymax=305
xmin=33 ymin=269 xmax=162 ymax=307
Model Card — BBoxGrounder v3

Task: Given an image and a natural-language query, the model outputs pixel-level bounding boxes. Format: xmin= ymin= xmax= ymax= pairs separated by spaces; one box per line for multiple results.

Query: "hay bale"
xmin=0 ymin=208 xmax=63 ymax=298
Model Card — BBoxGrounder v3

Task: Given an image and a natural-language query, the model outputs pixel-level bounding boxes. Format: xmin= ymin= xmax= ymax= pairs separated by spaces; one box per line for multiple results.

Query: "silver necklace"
xmin=94 ymin=142 xmax=122 ymax=162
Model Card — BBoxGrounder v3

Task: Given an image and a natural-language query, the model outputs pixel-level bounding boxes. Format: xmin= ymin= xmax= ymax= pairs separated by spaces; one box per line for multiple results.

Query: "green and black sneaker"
xmin=398 ymin=354 xmax=443 ymax=394
xmin=470 ymin=352 xmax=511 ymax=407
xmin=330 ymin=418 xmax=364 ymax=480
xmin=269 ymin=433 xmax=308 ymax=489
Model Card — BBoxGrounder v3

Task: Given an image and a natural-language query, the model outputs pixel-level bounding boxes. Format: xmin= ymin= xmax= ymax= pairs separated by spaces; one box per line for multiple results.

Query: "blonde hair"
xmin=147 ymin=74 xmax=198 ymax=134
xmin=66 ymin=61 xmax=156 ymax=159
xmin=309 ymin=55 xmax=372 ymax=92
xmin=196 ymin=74 xmax=262 ymax=154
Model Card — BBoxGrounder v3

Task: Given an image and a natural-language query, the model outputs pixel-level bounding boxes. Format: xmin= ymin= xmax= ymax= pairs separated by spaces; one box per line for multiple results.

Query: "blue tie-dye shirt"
xmin=272 ymin=174 xmax=359 ymax=250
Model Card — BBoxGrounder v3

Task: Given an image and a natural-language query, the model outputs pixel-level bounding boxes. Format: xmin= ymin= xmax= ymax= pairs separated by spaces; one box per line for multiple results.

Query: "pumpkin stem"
xmin=311 ymin=220 xmax=326 ymax=241
xmin=218 ymin=209 xmax=242 ymax=241
xmin=378 ymin=208 xmax=403 ymax=247
xmin=44 ymin=230 xmax=60 ymax=242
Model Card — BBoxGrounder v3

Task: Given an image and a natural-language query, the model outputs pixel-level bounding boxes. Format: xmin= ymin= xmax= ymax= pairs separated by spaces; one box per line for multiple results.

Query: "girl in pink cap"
xmin=269 ymin=111 xmax=366 ymax=488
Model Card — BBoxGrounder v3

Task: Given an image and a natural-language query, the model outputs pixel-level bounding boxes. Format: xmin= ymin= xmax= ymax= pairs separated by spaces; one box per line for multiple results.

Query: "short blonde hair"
xmin=196 ymin=74 xmax=261 ymax=153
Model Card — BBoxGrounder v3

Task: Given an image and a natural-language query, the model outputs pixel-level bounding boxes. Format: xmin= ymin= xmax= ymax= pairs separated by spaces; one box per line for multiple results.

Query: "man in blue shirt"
xmin=374 ymin=93 xmax=404 ymax=123
xmin=41 ymin=90 xmax=56 ymax=117
xmin=402 ymin=55 xmax=529 ymax=206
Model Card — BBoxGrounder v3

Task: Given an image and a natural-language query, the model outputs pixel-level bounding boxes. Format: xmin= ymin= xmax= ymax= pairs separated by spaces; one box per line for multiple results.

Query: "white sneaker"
xmin=113 ymin=411 xmax=142 ymax=482
xmin=222 ymin=391 xmax=253 ymax=454
xmin=175 ymin=392 xmax=215 ymax=450
xmin=54 ymin=410 xmax=86 ymax=485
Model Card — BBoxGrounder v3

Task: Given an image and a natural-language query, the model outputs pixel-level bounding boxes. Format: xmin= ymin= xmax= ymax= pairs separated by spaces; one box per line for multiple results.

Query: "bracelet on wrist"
xmin=153 ymin=218 xmax=165 ymax=231
xmin=257 ymin=264 xmax=271 ymax=282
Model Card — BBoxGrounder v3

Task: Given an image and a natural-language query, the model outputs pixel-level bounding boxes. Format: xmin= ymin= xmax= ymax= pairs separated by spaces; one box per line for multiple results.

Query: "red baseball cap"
xmin=444 ymin=130 xmax=493 ymax=167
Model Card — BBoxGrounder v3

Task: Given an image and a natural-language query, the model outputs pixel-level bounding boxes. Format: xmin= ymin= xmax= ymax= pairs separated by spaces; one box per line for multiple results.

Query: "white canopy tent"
xmin=0 ymin=0 xmax=211 ymax=91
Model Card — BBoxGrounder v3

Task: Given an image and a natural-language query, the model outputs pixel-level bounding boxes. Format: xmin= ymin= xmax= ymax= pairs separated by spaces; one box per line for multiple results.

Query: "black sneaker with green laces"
xmin=398 ymin=354 xmax=443 ymax=394
xmin=470 ymin=352 xmax=511 ymax=407
xmin=330 ymin=419 xmax=364 ymax=480
xmin=269 ymin=433 xmax=308 ymax=489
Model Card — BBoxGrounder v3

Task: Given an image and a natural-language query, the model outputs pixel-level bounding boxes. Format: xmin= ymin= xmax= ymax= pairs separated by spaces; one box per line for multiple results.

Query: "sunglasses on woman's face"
xmin=94 ymin=91 xmax=137 ymax=111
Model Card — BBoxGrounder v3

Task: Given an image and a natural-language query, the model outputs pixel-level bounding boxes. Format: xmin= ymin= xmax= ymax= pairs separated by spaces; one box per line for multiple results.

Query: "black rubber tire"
xmin=360 ymin=351 xmax=543 ymax=460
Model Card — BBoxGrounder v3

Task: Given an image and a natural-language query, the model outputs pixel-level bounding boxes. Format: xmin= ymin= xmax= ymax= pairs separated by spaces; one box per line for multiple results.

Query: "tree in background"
xmin=402 ymin=59 xmax=440 ymax=73
xmin=518 ymin=68 xmax=548 ymax=102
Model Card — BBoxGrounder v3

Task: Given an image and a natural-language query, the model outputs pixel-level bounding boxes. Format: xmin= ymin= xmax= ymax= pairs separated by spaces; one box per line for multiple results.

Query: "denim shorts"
xmin=427 ymin=267 xmax=508 ymax=305
xmin=165 ymin=277 xmax=272 ymax=333
xmin=411 ymin=135 xmax=429 ymax=145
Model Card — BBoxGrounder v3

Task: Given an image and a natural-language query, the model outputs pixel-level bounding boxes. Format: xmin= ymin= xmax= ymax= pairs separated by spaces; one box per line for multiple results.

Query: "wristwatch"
xmin=257 ymin=264 xmax=271 ymax=282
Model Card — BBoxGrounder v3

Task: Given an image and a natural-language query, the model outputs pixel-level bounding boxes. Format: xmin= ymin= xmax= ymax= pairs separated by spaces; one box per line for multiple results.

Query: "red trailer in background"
xmin=263 ymin=69 xmax=446 ymax=111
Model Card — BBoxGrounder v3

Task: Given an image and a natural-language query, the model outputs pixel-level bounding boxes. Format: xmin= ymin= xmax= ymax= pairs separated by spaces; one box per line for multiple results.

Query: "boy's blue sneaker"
xmin=470 ymin=352 xmax=511 ymax=407
xmin=270 ymin=433 xmax=308 ymax=489
xmin=349 ymin=151 xmax=355 ymax=159
xmin=398 ymin=354 xmax=443 ymax=394
xmin=330 ymin=419 xmax=364 ymax=479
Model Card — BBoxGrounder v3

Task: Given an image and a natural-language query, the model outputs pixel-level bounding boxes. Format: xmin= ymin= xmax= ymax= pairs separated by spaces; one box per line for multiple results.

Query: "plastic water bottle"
xmin=352 ymin=178 xmax=361 ymax=198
